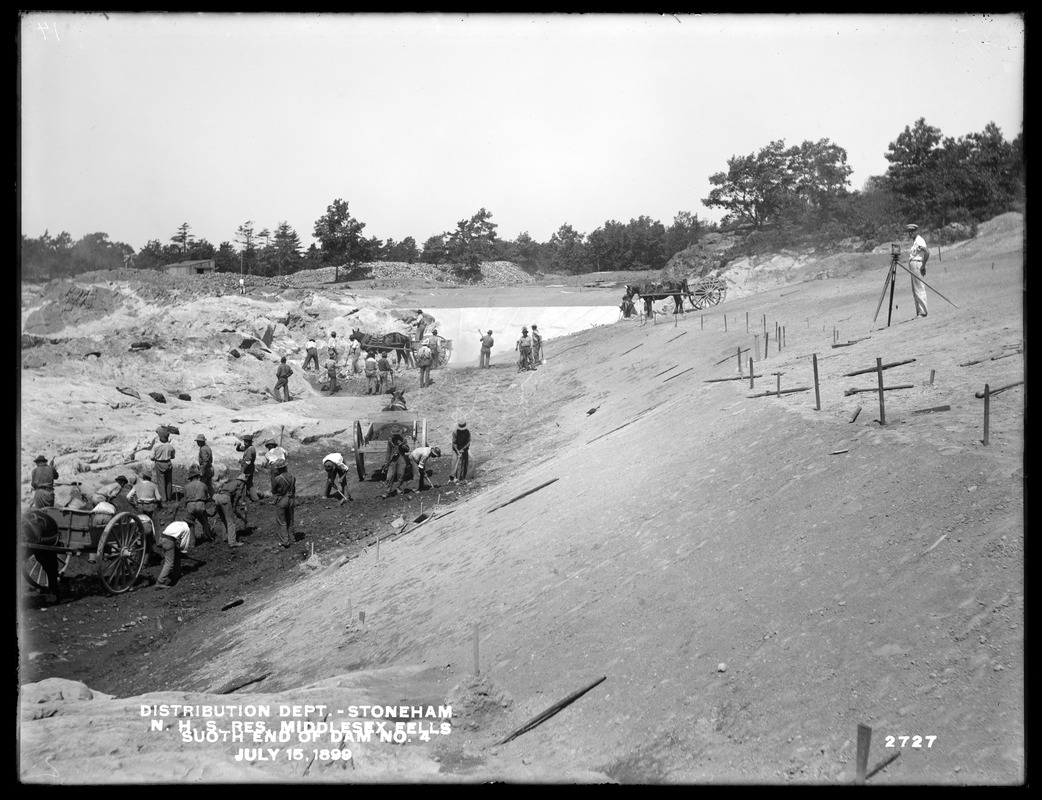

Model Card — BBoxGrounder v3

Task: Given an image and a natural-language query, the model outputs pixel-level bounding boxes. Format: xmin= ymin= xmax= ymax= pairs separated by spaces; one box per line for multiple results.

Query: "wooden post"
xmin=749 ymin=358 xmax=754 ymax=390
xmin=855 ymin=723 xmax=872 ymax=786
xmin=782 ymin=326 xmax=786 ymax=349
xmin=764 ymin=331 xmax=769 ymax=361
xmin=746 ymin=311 xmax=749 ymax=333
xmin=930 ymin=369 xmax=935 ymax=386
xmin=776 ymin=373 xmax=781 ymax=398
xmin=737 ymin=347 xmax=743 ymax=377
xmin=812 ymin=353 xmax=821 ymax=411
xmin=701 ymin=315 xmax=704 ymax=330
xmin=876 ymin=357 xmax=886 ymax=426
xmin=724 ymin=315 xmax=728 ymax=332
xmin=982 ymin=384 xmax=990 ymax=446
xmin=777 ymin=328 xmax=782 ymax=353
xmin=473 ymin=623 xmax=480 ymax=675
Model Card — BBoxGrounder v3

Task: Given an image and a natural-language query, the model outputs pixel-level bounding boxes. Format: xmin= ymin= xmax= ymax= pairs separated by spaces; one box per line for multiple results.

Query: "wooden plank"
xmin=912 ymin=405 xmax=952 ymax=414
xmin=844 ymin=383 xmax=914 ymax=396
xmin=663 ymin=367 xmax=695 ymax=383
xmin=842 ymin=358 xmax=916 ymax=378
xmin=496 ymin=676 xmax=607 ymax=746
xmin=747 ymin=387 xmax=810 ymax=398
xmin=704 ymin=374 xmax=763 ymax=383
xmin=974 ymin=380 xmax=1023 ymax=398
xmin=487 ymin=479 xmax=559 ymax=514
xmin=620 ymin=343 xmax=644 ymax=357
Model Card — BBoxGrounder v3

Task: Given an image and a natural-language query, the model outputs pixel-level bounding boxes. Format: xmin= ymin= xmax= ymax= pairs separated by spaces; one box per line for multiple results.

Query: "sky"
xmin=20 ymin=12 xmax=1024 ymax=253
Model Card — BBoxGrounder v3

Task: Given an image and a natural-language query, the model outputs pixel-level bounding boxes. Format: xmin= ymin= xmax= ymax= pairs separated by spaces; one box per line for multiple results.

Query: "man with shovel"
xmin=322 ymin=453 xmax=354 ymax=505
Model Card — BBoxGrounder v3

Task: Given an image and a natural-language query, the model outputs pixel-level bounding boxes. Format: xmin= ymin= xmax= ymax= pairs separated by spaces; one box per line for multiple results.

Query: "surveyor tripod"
xmin=872 ymin=245 xmax=959 ymax=327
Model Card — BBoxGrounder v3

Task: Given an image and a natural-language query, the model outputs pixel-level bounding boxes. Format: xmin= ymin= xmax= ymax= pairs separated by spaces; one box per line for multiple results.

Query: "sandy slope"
xmin=19 ymin=216 xmax=1024 ymax=784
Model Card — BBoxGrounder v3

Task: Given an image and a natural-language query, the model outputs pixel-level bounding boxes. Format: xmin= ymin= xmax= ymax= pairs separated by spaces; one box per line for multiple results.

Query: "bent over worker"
xmin=322 ymin=453 xmax=353 ymax=505
xmin=212 ymin=473 xmax=248 ymax=547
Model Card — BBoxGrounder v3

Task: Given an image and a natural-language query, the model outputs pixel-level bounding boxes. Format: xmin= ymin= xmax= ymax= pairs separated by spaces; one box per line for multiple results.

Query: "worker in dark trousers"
xmin=152 ymin=426 xmax=176 ymax=502
xmin=182 ymin=465 xmax=213 ymax=545
xmin=270 ymin=458 xmax=296 ymax=548
xmin=30 ymin=455 xmax=58 ymax=508
xmin=274 ymin=356 xmax=293 ymax=402
xmin=236 ymin=433 xmax=260 ymax=501
xmin=195 ymin=434 xmax=214 ymax=492
xmin=212 ymin=473 xmax=248 ymax=547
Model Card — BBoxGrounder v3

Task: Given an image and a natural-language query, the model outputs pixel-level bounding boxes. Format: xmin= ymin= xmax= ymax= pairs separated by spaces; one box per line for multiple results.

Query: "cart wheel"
xmin=96 ymin=512 xmax=147 ymax=594
xmin=354 ymin=420 xmax=366 ymax=481
xmin=23 ymin=551 xmax=70 ymax=591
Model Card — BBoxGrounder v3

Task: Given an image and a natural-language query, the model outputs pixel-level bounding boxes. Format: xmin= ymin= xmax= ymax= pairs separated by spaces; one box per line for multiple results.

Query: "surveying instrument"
xmin=872 ymin=241 xmax=958 ymax=327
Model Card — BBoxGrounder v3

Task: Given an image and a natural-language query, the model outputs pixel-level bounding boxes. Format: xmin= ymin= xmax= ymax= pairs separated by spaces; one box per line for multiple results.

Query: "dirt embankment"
xmin=19 ymin=214 xmax=1024 ymax=784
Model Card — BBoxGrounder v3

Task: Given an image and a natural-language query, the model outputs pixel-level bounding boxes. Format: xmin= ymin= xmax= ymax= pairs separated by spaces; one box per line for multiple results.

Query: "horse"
xmin=383 ymin=389 xmax=408 ymax=412
xmin=23 ymin=509 xmax=62 ymax=599
xmin=350 ymin=329 xmax=414 ymax=368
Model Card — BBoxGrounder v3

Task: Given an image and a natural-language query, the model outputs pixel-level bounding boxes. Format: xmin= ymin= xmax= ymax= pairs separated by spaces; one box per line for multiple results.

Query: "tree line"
xmin=21 ymin=118 xmax=1022 ymax=283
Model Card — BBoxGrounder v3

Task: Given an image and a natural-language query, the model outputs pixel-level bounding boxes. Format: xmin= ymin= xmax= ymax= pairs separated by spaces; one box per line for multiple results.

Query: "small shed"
xmin=162 ymin=259 xmax=216 ymax=276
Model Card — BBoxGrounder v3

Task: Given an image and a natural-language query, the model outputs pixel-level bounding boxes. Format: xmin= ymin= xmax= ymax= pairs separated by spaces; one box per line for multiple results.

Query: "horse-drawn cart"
xmin=353 ymin=411 xmax=429 ymax=481
xmin=625 ymin=275 xmax=727 ymax=315
xmin=23 ymin=506 xmax=152 ymax=595
xmin=349 ymin=329 xmax=453 ymax=368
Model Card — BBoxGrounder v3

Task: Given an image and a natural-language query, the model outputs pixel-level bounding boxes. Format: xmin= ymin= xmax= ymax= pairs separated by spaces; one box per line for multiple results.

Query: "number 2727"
xmin=885 ymin=735 xmax=936 ymax=748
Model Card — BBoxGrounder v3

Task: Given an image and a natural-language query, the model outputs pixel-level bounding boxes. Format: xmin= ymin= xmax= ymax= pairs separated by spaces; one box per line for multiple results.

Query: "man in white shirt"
xmin=906 ymin=223 xmax=930 ymax=318
xmin=303 ymin=337 xmax=319 ymax=371
xmin=409 ymin=446 xmax=442 ymax=491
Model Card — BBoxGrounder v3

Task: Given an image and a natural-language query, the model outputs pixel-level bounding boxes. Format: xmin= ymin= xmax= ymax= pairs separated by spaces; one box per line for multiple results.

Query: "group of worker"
xmin=516 ymin=324 xmax=543 ymax=371
xmin=376 ymin=420 xmax=470 ymax=498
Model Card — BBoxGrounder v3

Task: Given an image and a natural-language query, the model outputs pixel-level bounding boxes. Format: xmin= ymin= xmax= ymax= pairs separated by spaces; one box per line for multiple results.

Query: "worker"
xmin=212 ymin=472 xmax=248 ymax=547
xmin=263 ymin=438 xmax=288 ymax=475
xmin=416 ymin=339 xmax=433 ymax=388
xmin=303 ymin=336 xmax=320 ymax=371
xmin=414 ymin=310 xmax=428 ymax=342
xmin=364 ymin=350 xmax=379 ymax=394
xmin=152 ymin=426 xmax=176 ymax=502
xmin=428 ymin=329 xmax=441 ymax=369
xmin=322 ymin=453 xmax=353 ymax=505
xmin=274 ymin=356 xmax=293 ymax=402
xmin=270 ymin=458 xmax=296 ymax=548
xmin=182 ymin=465 xmax=213 ymax=545
xmin=531 ymin=324 xmax=544 ymax=364
xmin=479 ymin=329 xmax=494 ymax=368
xmin=382 ymin=432 xmax=411 ymax=498
xmin=155 ymin=520 xmax=192 ymax=589
xmin=347 ymin=336 xmax=363 ymax=374
xmin=516 ymin=328 xmax=536 ymax=371
xmin=327 ymin=330 xmax=339 ymax=363
xmin=90 ymin=475 xmax=130 ymax=511
xmin=195 ymin=434 xmax=214 ymax=491
xmin=377 ymin=351 xmax=393 ymax=393
xmin=408 ymin=445 xmax=442 ymax=492
xmin=235 ymin=433 xmax=260 ymax=502
xmin=29 ymin=455 xmax=58 ymax=509
xmin=325 ymin=357 xmax=340 ymax=395
xmin=127 ymin=472 xmax=163 ymax=554
xmin=450 ymin=421 xmax=471 ymax=482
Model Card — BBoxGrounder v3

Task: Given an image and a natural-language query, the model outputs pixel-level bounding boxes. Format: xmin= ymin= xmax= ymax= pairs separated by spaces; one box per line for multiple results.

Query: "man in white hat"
xmin=906 ymin=224 xmax=930 ymax=318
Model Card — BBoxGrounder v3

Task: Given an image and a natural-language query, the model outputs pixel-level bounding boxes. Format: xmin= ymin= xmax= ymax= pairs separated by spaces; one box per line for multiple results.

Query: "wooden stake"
xmin=855 ymin=723 xmax=872 ymax=786
xmin=701 ymin=315 xmax=704 ymax=330
xmin=495 ymin=676 xmax=607 ymax=746
xmin=813 ymin=353 xmax=821 ymax=411
xmin=982 ymin=384 xmax=990 ymax=445
xmin=473 ymin=623 xmax=480 ymax=675
xmin=876 ymin=358 xmax=886 ymax=426
xmin=764 ymin=331 xmax=769 ymax=360
xmin=849 ymin=405 xmax=862 ymax=423
xmin=724 ymin=314 xmax=728 ymax=332
xmin=749 ymin=358 xmax=754 ymax=390
xmin=776 ymin=373 xmax=781 ymax=397
xmin=737 ymin=347 xmax=743 ymax=377
xmin=777 ymin=328 xmax=781 ymax=353
xmin=974 ymin=380 xmax=1023 ymax=398
xmin=930 ymin=369 xmax=936 ymax=386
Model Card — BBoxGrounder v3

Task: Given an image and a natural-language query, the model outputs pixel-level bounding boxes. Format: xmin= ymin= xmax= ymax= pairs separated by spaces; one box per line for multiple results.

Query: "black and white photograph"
xmin=18 ymin=12 xmax=1024 ymax=784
